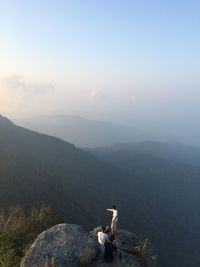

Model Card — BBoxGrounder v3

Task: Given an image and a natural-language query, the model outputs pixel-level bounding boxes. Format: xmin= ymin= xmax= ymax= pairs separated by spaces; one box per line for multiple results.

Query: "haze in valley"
xmin=0 ymin=1 xmax=200 ymax=146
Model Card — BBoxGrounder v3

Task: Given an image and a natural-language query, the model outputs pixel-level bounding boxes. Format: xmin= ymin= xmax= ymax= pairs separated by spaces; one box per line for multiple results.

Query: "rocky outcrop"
xmin=21 ymin=223 xmax=148 ymax=267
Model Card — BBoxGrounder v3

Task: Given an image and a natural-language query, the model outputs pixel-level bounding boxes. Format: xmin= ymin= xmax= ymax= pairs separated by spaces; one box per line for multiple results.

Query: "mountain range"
xmin=1 ymin=115 xmax=200 ymax=267
xmin=17 ymin=115 xmax=169 ymax=147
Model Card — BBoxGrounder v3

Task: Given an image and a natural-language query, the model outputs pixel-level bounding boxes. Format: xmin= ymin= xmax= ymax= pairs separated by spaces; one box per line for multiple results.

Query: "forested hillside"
xmin=1 ymin=116 xmax=200 ymax=267
xmin=0 ymin=115 xmax=124 ymax=227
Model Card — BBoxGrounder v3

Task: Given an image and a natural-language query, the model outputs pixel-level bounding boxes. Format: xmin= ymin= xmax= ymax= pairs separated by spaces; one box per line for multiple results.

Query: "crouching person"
xmin=97 ymin=226 xmax=108 ymax=254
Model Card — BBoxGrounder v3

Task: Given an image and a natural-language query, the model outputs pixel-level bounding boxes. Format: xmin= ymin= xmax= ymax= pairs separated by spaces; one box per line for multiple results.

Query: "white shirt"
xmin=112 ymin=210 xmax=118 ymax=221
xmin=97 ymin=231 xmax=108 ymax=245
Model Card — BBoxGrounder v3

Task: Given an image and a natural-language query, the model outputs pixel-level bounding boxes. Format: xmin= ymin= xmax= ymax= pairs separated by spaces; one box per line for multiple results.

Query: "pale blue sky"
xmin=1 ymin=0 xmax=200 ymax=79
xmin=0 ymin=0 xmax=200 ymax=139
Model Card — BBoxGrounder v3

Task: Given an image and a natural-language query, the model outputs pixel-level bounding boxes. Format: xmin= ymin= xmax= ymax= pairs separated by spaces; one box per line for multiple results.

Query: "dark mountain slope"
xmin=0 ymin=115 xmax=125 ymax=227
xmin=88 ymin=145 xmax=200 ymax=267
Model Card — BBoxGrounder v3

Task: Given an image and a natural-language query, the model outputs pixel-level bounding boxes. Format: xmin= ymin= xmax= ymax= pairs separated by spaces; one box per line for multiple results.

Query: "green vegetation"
xmin=0 ymin=205 xmax=61 ymax=267
xmin=43 ymin=263 xmax=56 ymax=267
xmin=78 ymin=241 xmax=94 ymax=266
xmin=134 ymin=238 xmax=157 ymax=267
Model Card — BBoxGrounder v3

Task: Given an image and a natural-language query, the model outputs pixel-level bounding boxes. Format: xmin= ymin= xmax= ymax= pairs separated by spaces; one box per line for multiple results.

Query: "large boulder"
xmin=20 ymin=223 xmax=99 ymax=267
xmin=21 ymin=223 xmax=149 ymax=267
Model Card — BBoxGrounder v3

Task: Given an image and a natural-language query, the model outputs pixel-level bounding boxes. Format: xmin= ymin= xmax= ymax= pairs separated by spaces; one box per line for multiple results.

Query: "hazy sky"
xmin=0 ymin=0 xmax=200 ymax=136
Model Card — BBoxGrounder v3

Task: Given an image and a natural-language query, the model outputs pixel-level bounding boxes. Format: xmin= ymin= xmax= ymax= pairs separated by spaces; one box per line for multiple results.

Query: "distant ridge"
xmin=92 ymin=140 xmax=200 ymax=166
xmin=16 ymin=114 xmax=168 ymax=147
xmin=0 ymin=114 xmax=14 ymax=125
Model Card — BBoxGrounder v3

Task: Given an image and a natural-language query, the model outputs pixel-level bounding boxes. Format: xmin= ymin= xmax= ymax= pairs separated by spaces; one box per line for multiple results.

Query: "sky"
xmin=0 ymin=0 xmax=200 ymax=138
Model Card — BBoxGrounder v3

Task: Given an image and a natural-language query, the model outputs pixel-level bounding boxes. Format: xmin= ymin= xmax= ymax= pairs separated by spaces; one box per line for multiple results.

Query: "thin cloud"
xmin=3 ymin=75 xmax=54 ymax=96
xmin=88 ymin=89 xmax=98 ymax=98
xmin=0 ymin=75 xmax=55 ymax=117
xmin=88 ymin=89 xmax=108 ymax=99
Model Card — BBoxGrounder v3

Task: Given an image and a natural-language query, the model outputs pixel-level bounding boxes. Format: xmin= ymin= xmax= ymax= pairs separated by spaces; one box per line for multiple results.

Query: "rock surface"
xmin=21 ymin=223 xmax=147 ymax=267
xmin=21 ymin=224 xmax=98 ymax=267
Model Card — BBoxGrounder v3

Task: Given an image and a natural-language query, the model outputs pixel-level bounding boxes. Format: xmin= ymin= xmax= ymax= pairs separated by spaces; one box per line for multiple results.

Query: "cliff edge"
xmin=21 ymin=223 xmax=155 ymax=267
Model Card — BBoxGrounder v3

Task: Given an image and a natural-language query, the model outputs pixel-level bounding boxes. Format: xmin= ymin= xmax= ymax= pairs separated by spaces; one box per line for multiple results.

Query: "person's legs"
xmin=111 ymin=219 xmax=114 ymax=235
xmin=111 ymin=220 xmax=117 ymax=235
xmin=99 ymin=245 xmax=105 ymax=255
xmin=104 ymin=241 xmax=113 ymax=263
xmin=104 ymin=241 xmax=109 ymax=262
xmin=114 ymin=221 xmax=117 ymax=234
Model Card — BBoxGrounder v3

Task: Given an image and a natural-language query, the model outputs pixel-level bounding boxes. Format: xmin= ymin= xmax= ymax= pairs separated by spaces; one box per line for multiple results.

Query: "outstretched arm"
xmin=106 ymin=208 xmax=113 ymax=212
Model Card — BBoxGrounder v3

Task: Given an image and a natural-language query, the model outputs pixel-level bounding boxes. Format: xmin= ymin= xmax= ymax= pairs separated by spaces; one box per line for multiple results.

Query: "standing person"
xmin=106 ymin=205 xmax=118 ymax=235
